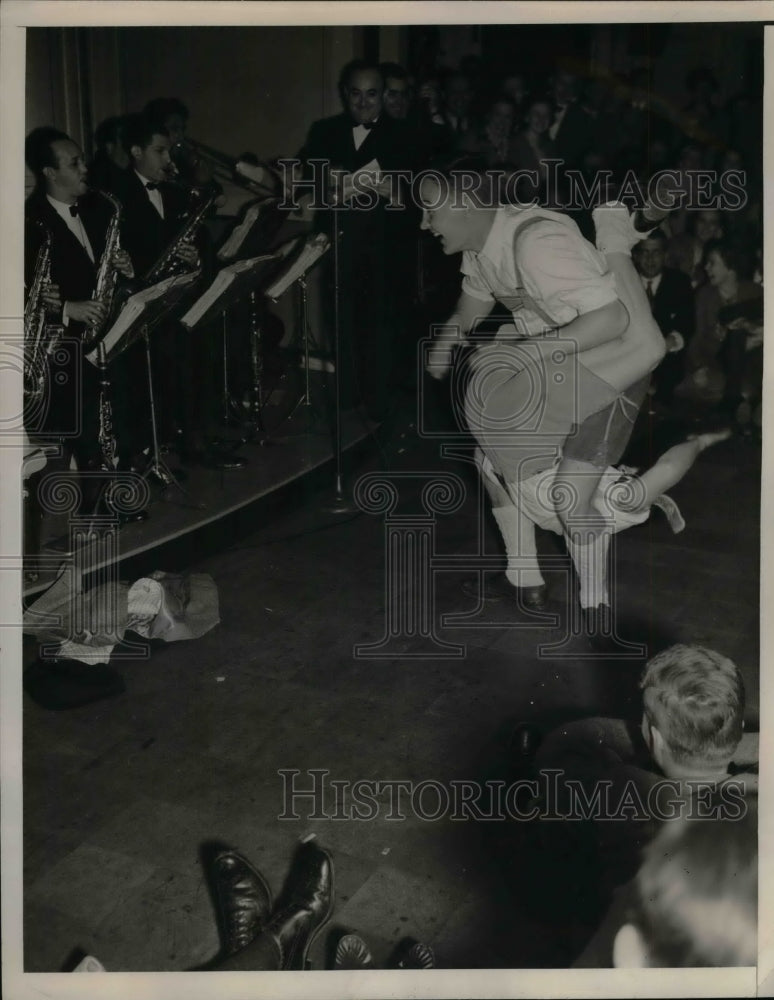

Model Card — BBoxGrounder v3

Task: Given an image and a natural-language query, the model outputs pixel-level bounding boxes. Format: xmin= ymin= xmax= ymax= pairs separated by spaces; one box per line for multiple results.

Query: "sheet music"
xmin=341 ymin=158 xmax=381 ymax=203
xmin=264 ymin=233 xmax=330 ymax=301
xmin=86 ymin=272 xmax=199 ymax=363
xmin=217 ymin=198 xmax=278 ymax=260
xmin=180 ymin=252 xmax=279 ymax=328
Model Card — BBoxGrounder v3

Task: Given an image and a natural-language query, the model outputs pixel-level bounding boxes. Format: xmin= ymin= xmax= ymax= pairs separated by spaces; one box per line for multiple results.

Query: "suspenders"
xmin=493 ymin=212 xmax=572 ymax=329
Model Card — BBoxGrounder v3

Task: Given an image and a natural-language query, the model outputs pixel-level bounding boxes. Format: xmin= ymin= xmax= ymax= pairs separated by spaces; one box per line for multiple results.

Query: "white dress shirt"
xmin=460 ymin=206 xmax=617 ymax=337
xmin=135 ymin=170 xmax=164 ymax=218
xmin=352 ymin=118 xmax=379 ymax=151
xmin=46 ymin=194 xmax=94 ymax=262
xmin=46 ymin=194 xmax=95 ymax=328
xmin=548 ymin=104 xmax=567 ymax=141
xmin=641 ymin=273 xmax=662 ymax=297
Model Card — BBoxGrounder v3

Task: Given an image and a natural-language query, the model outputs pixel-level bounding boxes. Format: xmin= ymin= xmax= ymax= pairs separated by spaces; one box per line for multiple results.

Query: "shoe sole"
xmin=287 ymin=848 xmax=335 ymax=971
xmin=214 ymin=851 xmax=274 ymax=954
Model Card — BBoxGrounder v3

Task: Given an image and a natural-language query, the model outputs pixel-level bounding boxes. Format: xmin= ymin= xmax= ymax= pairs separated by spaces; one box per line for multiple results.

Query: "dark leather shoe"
xmin=212 ymin=850 xmax=273 ymax=956
xmin=265 ymin=840 xmax=333 ymax=971
xmin=334 ymin=933 xmax=374 ymax=970
xmin=461 ymin=573 xmax=548 ymax=611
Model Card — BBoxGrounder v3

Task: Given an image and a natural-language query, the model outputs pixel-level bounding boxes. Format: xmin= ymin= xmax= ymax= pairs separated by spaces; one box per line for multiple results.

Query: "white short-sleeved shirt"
xmin=460 ymin=206 xmax=618 ymax=337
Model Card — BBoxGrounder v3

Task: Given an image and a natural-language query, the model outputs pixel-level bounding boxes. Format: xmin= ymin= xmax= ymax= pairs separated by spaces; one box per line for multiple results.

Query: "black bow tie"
xmin=69 ymin=205 xmax=79 ymax=217
xmin=145 ymin=182 xmax=158 ymax=191
xmin=356 ymin=121 xmax=376 ymax=131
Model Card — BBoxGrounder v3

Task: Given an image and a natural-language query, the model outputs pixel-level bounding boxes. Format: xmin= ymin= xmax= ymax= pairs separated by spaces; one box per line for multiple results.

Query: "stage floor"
xmin=24 ymin=401 xmax=378 ymax=599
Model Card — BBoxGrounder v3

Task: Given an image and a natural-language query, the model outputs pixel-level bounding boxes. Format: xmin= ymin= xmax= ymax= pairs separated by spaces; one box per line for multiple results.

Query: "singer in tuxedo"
xmin=296 ymin=60 xmax=416 ymax=422
xmin=632 ymin=230 xmax=695 ymax=403
xmin=24 ymin=127 xmax=137 ymax=515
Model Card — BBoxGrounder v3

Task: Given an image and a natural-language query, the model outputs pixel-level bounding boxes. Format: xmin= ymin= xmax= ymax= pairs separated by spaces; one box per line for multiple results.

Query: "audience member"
xmin=380 ymin=61 xmax=413 ymax=120
xmin=506 ymin=97 xmax=556 ymax=203
xmin=680 ymin=66 xmax=728 ymax=150
xmin=547 ymin=67 xmax=592 ymax=170
xmin=500 ymin=73 xmax=526 ymax=120
xmin=459 ymin=96 xmax=517 ymax=166
xmin=520 ymin=644 xmax=756 ymax=927
xmin=442 ymin=71 xmax=475 ymax=137
xmin=632 ymin=229 xmax=695 ymax=403
xmin=666 ymin=207 xmax=724 ymax=288
xmin=684 ymin=239 xmax=763 ymax=423
xmin=576 ymin=801 xmax=757 ymax=967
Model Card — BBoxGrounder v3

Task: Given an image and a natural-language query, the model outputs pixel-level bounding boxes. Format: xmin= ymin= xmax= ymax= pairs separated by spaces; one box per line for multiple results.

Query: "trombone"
xmin=169 ymin=138 xmax=278 ymax=198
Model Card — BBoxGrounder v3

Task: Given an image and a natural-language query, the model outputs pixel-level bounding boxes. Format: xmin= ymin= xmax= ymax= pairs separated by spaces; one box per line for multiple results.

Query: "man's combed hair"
xmin=339 ymin=59 xmax=384 ymax=93
xmin=640 ymin=644 xmax=744 ymax=766
xmin=631 ymin=805 xmax=757 ymax=967
xmin=122 ymin=112 xmax=169 ymax=156
xmin=25 ymin=126 xmax=70 ymax=181
xmin=379 ymin=61 xmax=410 ymax=84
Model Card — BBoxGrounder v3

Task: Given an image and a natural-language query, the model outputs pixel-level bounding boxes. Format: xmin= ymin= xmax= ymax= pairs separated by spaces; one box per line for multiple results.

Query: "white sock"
xmin=492 ymin=505 xmax=545 ymax=588
xmin=566 ymin=529 xmax=611 ymax=608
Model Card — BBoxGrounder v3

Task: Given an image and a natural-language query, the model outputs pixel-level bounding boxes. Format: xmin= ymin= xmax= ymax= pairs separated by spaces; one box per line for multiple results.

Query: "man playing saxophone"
xmin=24 ymin=126 xmax=141 ymax=519
xmin=107 ymin=112 xmax=245 ymax=469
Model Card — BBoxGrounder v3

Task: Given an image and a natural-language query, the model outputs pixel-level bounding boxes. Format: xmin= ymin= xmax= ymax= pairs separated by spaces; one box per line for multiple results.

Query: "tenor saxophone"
xmin=24 ymin=219 xmax=64 ymax=401
xmin=83 ymin=189 xmax=134 ymax=352
xmin=143 ymin=186 xmax=217 ymax=285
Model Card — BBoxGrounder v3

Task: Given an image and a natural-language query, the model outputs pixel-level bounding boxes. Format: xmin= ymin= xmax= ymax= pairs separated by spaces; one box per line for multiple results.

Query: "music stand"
xmin=181 ymin=247 xmax=295 ymax=444
xmin=99 ymin=271 xmax=202 ymax=498
xmin=265 ymin=232 xmax=331 ymax=432
xmin=217 ymin=197 xmax=313 ymax=263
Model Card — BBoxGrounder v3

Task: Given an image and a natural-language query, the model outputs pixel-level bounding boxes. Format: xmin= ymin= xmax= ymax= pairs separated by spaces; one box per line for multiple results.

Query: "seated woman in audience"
xmin=681 ymin=239 xmax=763 ymax=422
xmin=458 ymin=96 xmax=517 ymax=167
xmin=666 ymin=205 xmax=724 ymax=288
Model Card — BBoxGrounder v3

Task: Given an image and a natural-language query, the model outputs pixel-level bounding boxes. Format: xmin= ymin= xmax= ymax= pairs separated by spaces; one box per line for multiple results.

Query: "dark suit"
xmin=107 ymin=168 xmax=192 ymax=280
xmin=646 ymin=267 xmax=695 ymax=401
xmin=106 ymin=168 xmax=214 ymax=453
xmin=551 ymin=102 xmax=592 ymax=170
xmin=25 ymin=190 xmax=114 ymax=508
xmin=298 ymin=113 xmax=416 ymax=418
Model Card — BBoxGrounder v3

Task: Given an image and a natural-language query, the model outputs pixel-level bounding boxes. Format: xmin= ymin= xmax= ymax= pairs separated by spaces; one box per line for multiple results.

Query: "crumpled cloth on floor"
xmin=23 ymin=565 xmax=220 ymax=664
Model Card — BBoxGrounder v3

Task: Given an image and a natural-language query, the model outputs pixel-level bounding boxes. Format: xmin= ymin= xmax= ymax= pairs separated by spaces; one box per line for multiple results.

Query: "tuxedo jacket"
xmin=25 ymin=189 xmax=113 ymax=312
xmin=107 ymin=167 xmax=193 ymax=280
xmin=649 ymin=267 xmax=695 ymax=342
xmin=299 ymin=111 xmax=416 ymax=174
xmin=297 ymin=112 xmax=416 ymax=238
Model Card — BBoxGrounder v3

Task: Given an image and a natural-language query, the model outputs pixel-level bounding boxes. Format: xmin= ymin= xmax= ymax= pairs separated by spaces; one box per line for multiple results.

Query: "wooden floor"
xmin=20 ymin=391 xmax=761 ymax=973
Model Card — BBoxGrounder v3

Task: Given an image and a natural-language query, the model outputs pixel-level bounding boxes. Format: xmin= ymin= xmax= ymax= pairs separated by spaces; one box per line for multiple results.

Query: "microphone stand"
xmin=324 ymin=210 xmax=357 ymax=514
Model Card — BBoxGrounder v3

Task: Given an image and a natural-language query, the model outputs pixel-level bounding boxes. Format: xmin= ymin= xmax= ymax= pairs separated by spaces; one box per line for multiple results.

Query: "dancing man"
xmin=422 ymin=165 xmax=669 ymax=638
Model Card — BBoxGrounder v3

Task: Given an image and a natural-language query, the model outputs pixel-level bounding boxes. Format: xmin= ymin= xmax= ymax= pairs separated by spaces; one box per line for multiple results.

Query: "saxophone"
xmin=142 ymin=186 xmax=217 ymax=285
xmin=83 ymin=190 xmax=133 ymax=352
xmin=24 ymin=220 xmax=64 ymax=401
